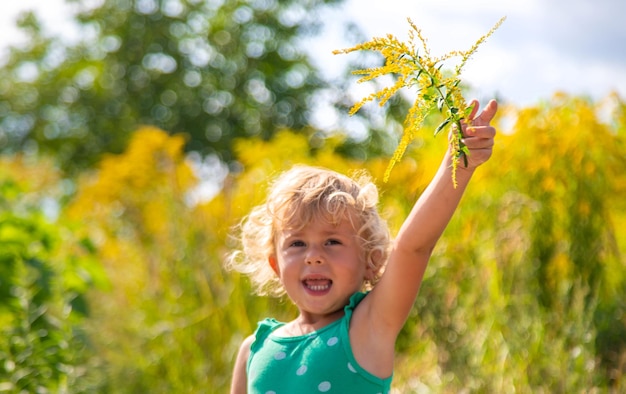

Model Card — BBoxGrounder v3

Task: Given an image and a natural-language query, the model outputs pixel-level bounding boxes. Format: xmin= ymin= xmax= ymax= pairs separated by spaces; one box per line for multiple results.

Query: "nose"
xmin=305 ymin=246 xmax=324 ymax=265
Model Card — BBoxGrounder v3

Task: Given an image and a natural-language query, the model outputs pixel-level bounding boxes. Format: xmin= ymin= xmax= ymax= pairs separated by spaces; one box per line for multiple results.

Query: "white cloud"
xmin=1 ymin=0 xmax=624 ymax=106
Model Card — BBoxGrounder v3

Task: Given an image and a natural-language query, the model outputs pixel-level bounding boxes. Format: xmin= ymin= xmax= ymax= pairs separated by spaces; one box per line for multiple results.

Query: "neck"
xmin=280 ymin=309 xmax=345 ymax=337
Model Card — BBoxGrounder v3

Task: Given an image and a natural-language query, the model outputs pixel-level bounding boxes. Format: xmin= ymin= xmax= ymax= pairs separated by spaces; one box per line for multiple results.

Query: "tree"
xmin=0 ymin=0 xmax=343 ymax=172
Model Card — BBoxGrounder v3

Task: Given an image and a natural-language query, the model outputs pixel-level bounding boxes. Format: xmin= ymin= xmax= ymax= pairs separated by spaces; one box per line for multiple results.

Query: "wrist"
xmin=443 ymin=153 xmax=475 ymax=186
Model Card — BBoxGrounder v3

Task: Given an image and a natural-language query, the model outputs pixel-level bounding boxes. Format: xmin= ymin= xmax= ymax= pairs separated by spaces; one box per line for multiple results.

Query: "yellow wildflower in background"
xmin=334 ymin=16 xmax=505 ymax=185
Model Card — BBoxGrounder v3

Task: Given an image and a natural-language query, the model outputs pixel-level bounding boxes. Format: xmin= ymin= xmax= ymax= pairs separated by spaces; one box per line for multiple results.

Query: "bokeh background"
xmin=0 ymin=0 xmax=625 ymax=392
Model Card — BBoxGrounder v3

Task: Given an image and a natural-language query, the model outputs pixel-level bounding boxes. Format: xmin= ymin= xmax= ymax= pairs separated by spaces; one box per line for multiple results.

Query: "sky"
xmin=1 ymin=0 xmax=625 ymax=109
xmin=317 ymin=0 xmax=626 ymax=107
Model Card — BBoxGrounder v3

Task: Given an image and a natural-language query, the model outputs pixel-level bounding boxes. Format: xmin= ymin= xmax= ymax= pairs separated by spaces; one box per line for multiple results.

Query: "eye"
xmin=326 ymin=239 xmax=342 ymax=246
xmin=290 ymin=240 xmax=306 ymax=247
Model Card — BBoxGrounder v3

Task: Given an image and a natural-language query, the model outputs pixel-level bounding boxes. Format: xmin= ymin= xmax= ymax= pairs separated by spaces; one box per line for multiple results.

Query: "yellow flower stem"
xmin=407 ymin=53 xmax=468 ymax=173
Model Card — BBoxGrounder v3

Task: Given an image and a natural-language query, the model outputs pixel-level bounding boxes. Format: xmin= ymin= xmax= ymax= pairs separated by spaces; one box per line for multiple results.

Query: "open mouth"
xmin=303 ymin=278 xmax=332 ymax=292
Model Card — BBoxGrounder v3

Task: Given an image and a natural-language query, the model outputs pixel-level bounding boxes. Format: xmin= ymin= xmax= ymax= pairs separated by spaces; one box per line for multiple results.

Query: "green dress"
xmin=247 ymin=292 xmax=393 ymax=393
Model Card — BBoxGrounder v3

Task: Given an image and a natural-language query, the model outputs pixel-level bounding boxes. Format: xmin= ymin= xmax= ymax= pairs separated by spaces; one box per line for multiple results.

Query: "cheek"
xmin=340 ymin=252 xmax=368 ymax=277
xmin=274 ymin=256 xmax=299 ymax=277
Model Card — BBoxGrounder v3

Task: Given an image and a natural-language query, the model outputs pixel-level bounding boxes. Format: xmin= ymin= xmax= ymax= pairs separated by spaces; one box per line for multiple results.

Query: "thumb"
xmin=472 ymin=99 xmax=498 ymax=126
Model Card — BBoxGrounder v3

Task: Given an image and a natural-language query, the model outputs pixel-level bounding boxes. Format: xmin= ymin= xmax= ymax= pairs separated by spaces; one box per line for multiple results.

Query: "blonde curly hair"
xmin=227 ymin=165 xmax=391 ymax=297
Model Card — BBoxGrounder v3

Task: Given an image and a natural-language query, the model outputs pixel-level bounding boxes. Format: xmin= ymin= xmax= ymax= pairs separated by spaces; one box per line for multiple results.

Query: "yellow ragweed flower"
xmin=334 ymin=16 xmax=506 ymax=186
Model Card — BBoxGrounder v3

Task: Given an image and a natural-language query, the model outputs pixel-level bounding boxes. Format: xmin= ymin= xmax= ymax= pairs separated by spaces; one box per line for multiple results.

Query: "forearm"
xmin=366 ymin=99 xmax=495 ymax=334
xmin=371 ymin=152 xmax=474 ymax=332
xmin=395 ymin=152 xmax=474 ymax=255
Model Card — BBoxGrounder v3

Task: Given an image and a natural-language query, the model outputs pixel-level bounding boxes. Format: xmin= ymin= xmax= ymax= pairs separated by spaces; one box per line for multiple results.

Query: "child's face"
xmin=270 ymin=215 xmax=370 ymax=318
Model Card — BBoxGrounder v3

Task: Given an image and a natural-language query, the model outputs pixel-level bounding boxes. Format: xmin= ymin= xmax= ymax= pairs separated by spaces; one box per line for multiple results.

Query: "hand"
xmin=459 ymin=99 xmax=498 ymax=170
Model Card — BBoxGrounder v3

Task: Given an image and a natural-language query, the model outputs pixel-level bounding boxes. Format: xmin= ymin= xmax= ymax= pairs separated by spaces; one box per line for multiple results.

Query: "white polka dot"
xmin=347 ymin=362 xmax=356 ymax=373
xmin=265 ymin=391 xmax=276 ymax=394
xmin=326 ymin=336 xmax=338 ymax=346
xmin=318 ymin=381 xmax=331 ymax=392
xmin=274 ymin=351 xmax=286 ymax=360
xmin=296 ymin=365 xmax=308 ymax=375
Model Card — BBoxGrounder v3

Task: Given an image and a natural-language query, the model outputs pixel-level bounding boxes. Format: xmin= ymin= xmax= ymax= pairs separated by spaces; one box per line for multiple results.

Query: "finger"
xmin=467 ymin=99 xmax=480 ymax=121
xmin=472 ymin=99 xmax=498 ymax=126
xmin=465 ymin=125 xmax=496 ymax=138
xmin=463 ymin=137 xmax=494 ymax=150
xmin=463 ymin=130 xmax=495 ymax=145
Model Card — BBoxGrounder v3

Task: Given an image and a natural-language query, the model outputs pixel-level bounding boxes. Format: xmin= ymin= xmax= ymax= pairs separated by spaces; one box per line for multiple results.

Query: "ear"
xmin=363 ymin=251 xmax=382 ymax=282
xmin=268 ymin=255 xmax=280 ymax=275
xmin=362 ymin=260 xmax=374 ymax=282
xmin=364 ymin=267 xmax=375 ymax=283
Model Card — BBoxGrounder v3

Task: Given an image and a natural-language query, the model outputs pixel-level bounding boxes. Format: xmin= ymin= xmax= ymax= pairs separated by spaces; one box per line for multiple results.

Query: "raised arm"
xmin=363 ymin=99 xmax=498 ymax=336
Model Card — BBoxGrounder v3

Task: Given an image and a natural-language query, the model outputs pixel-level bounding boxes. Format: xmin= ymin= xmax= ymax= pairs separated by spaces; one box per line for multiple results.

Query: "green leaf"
xmin=434 ymin=118 xmax=451 ymax=136
xmin=437 ymin=97 xmax=445 ymax=112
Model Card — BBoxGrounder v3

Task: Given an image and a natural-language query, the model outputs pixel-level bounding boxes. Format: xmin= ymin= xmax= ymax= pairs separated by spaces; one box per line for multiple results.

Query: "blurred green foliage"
xmin=0 ymin=156 xmax=106 ymax=392
xmin=397 ymin=93 xmax=626 ymax=392
xmin=2 ymin=93 xmax=624 ymax=392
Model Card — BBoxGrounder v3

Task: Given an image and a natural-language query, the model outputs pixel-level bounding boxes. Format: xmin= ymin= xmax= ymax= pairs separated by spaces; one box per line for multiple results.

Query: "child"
xmin=228 ymin=99 xmax=498 ymax=393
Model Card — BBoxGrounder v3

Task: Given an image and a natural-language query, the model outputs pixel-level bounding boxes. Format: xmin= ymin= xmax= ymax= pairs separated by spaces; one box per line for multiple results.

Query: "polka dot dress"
xmin=247 ymin=292 xmax=392 ymax=393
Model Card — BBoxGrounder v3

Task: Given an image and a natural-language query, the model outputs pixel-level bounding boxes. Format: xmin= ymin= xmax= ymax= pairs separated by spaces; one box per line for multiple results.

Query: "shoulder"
xmin=239 ymin=334 xmax=256 ymax=356
xmin=230 ymin=334 xmax=255 ymax=394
